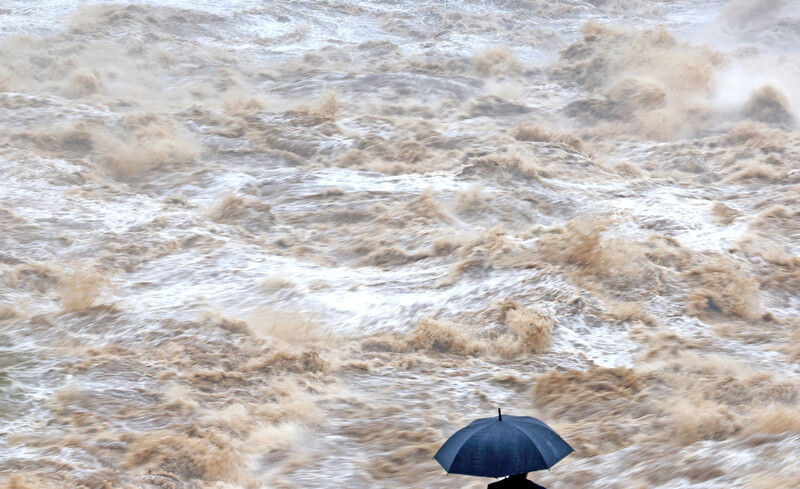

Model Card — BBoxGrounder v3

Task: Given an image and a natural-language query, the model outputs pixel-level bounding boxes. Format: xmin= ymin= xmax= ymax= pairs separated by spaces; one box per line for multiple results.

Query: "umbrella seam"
xmin=436 ymin=420 xmax=492 ymax=466
xmin=506 ymin=422 xmax=552 ymax=469
xmin=445 ymin=422 xmax=498 ymax=473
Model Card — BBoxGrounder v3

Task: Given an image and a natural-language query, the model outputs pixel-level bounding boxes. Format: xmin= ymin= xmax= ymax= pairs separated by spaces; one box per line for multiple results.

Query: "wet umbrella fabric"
xmin=434 ymin=411 xmax=573 ymax=478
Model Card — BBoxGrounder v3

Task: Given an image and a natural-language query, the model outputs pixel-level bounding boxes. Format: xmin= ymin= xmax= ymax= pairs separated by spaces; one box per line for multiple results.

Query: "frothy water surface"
xmin=2 ymin=1 xmax=800 ymax=488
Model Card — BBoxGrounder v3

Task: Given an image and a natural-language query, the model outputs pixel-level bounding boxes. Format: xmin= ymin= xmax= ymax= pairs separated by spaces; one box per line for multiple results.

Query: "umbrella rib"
xmin=511 ymin=419 xmax=575 ymax=455
xmin=446 ymin=422 xmax=497 ymax=471
xmin=506 ymin=422 xmax=551 ymax=468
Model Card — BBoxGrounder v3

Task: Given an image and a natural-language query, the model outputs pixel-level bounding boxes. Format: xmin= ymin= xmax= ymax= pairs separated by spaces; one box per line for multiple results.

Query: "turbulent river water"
xmin=2 ymin=1 xmax=800 ymax=488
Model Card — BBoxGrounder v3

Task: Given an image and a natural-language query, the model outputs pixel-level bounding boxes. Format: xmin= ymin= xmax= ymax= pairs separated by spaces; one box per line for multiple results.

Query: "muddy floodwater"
xmin=1 ymin=0 xmax=800 ymax=488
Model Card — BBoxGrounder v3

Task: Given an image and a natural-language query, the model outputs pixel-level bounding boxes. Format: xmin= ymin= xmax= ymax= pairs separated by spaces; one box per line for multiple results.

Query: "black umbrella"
xmin=434 ymin=409 xmax=573 ymax=478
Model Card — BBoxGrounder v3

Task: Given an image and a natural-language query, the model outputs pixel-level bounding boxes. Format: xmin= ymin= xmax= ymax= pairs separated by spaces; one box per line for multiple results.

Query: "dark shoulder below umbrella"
xmin=488 ymin=476 xmax=547 ymax=489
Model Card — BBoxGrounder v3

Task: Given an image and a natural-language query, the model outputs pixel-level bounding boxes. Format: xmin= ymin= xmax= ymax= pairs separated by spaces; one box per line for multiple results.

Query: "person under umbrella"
xmin=434 ymin=409 xmax=572 ymax=488
xmin=488 ymin=473 xmax=546 ymax=489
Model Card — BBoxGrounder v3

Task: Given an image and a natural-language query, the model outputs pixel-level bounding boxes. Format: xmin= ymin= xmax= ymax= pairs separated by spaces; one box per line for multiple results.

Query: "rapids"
xmin=1 ymin=1 xmax=800 ymax=488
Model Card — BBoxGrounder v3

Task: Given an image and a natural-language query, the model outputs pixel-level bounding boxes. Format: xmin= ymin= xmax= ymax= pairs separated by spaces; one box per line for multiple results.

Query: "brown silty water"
xmin=1 ymin=0 xmax=800 ymax=488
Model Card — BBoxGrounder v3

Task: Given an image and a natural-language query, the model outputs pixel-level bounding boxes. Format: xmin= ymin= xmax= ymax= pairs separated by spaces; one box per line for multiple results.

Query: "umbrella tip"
xmin=498 ymin=408 xmax=502 ymax=421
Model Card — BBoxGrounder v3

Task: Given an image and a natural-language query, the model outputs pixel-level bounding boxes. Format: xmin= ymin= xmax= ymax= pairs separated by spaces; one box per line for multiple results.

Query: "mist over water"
xmin=1 ymin=1 xmax=800 ymax=488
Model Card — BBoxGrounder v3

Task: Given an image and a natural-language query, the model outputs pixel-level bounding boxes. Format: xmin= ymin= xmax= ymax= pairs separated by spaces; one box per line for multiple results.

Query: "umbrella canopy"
xmin=434 ymin=409 xmax=573 ymax=478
